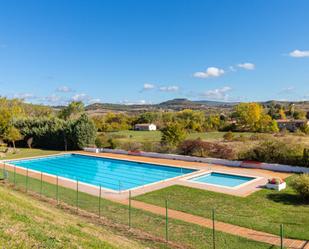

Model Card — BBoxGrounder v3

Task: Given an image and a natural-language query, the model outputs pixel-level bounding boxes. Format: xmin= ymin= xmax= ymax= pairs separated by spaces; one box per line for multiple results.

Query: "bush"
xmin=72 ymin=114 xmax=97 ymax=149
xmin=120 ymin=141 xmax=142 ymax=151
xmin=291 ymin=174 xmax=309 ymax=200
xmin=95 ymin=135 xmax=110 ymax=148
xmin=223 ymin=131 xmax=234 ymax=141
xmin=249 ymin=133 xmax=273 ymax=141
xmin=141 ymin=141 xmax=157 ymax=152
xmin=178 ymin=139 xmax=236 ymax=160
xmin=14 ymin=114 xmax=97 ymax=150
xmin=107 ymin=138 xmax=118 ymax=149
xmin=240 ymin=139 xmax=309 ymax=167
xmin=233 ymin=134 xmax=248 ymax=142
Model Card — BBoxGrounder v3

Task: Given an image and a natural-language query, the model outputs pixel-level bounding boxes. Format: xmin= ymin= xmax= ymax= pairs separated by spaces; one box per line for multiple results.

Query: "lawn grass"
xmin=1 ymin=148 xmax=62 ymax=160
xmin=0 ymin=185 xmax=145 ymax=249
xmin=106 ymin=130 xmax=255 ymax=143
xmin=134 ymin=177 xmax=309 ymax=240
xmin=0 ymin=169 xmax=279 ymax=249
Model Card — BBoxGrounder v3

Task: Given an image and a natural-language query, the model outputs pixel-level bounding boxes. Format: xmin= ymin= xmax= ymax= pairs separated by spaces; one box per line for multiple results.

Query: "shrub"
xmin=72 ymin=114 xmax=97 ymax=149
xmin=240 ymin=139 xmax=308 ymax=167
xmin=95 ymin=135 xmax=110 ymax=148
xmin=223 ymin=131 xmax=234 ymax=141
xmin=291 ymin=174 xmax=309 ymax=200
xmin=141 ymin=141 xmax=157 ymax=152
xmin=107 ymin=138 xmax=117 ymax=149
xmin=14 ymin=114 xmax=97 ymax=150
xmin=233 ymin=134 xmax=248 ymax=142
xmin=120 ymin=141 xmax=142 ymax=151
xmin=178 ymin=139 xmax=235 ymax=160
xmin=249 ymin=133 xmax=273 ymax=141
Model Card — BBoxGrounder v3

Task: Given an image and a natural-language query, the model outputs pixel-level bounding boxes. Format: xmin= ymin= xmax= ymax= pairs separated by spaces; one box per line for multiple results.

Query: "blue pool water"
xmin=8 ymin=154 xmax=195 ymax=191
xmin=190 ymin=172 xmax=255 ymax=187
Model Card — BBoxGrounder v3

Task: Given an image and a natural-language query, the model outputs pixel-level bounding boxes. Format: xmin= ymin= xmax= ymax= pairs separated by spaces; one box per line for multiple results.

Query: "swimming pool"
xmin=190 ymin=172 xmax=255 ymax=188
xmin=8 ymin=154 xmax=195 ymax=191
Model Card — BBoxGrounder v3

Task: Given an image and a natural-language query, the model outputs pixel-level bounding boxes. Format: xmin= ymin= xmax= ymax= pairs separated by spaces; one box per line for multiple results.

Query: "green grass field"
xmin=134 ymin=178 xmax=309 ymax=240
xmin=0 ymin=165 xmax=279 ymax=249
xmin=106 ymin=130 xmax=255 ymax=143
xmin=0 ymin=186 xmax=146 ymax=249
xmin=1 ymin=148 xmax=62 ymax=160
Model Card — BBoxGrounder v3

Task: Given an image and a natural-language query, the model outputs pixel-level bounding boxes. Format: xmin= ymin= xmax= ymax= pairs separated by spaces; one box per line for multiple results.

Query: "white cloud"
xmin=237 ymin=63 xmax=255 ymax=70
xmin=159 ymin=85 xmax=179 ymax=92
xmin=289 ymin=49 xmax=309 ymax=58
xmin=56 ymin=86 xmax=73 ymax=93
xmin=193 ymin=67 xmax=225 ymax=79
xmin=120 ymin=99 xmax=149 ymax=105
xmin=71 ymin=93 xmax=90 ymax=102
xmin=13 ymin=93 xmax=37 ymax=100
xmin=200 ymin=86 xmax=232 ymax=100
xmin=143 ymin=83 xmax=155 ymax=90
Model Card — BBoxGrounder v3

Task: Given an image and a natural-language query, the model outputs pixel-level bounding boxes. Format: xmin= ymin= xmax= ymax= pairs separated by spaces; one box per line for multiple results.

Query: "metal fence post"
xmin=26 ymin=168 xmax=29 ymax=193
xmin=129 ymin=190 xmax=132 ymax=229
xmin=212 ymin=208 xmax=216 ymax=249
xmin=3 ymin=162 xmax=6 ymax=181
xmin=56 ymin=176 xmax=59 ymax=205
xmin=14 ymin=165 xmax=16 ymax=186
xmin=280 ymin=224 xmax=284 ymax=249
xmin=99 ymin=185 xmax=102 ymax=218
xmin=40 ymin=172 xmax=43 ymax=197
xmin=1 ymin=162 xmax=4 ymax=180
xmin=165 ymin=200 xmax=168 ymax=243
xmin=76 ymin=180 xmax=79 ymax=212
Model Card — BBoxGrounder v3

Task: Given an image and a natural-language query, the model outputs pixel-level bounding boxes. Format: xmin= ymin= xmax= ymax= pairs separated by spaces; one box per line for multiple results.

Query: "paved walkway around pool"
xmin=117 ymin=199 xmax=309 ymax=249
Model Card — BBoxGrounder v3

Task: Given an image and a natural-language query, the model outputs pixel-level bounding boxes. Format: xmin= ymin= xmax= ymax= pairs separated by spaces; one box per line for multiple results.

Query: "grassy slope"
xmin=2 ymin=148 xmax=62 ymax=160
xmin=135 ymin=176 xmax=309 ymax=240
xmin=0 ymin=186 xmax=145 ymax=249
xmin=1 ymin=172 xmax=278 ymax=249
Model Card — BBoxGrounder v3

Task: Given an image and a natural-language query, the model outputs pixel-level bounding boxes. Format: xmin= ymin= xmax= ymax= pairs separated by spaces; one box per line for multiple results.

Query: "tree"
xmin=234 ymin=103 xmax=278 ymax=132
xmin=235 ymin=103 xmax=263 ymax=131
xmin=278 ymin=108 xmax=286 ymax=119
xmin=0 ymin=98 xmax=25 ymax=137
xmin=58 ymin=101 xmax=85 ymax=120
xmin=4 ymin=126 xmax=23 ymax=150
xmin=72 ymin=114 xmax=97 ymax=149
xmin=161 ymin=123 xmax=187 ymax=147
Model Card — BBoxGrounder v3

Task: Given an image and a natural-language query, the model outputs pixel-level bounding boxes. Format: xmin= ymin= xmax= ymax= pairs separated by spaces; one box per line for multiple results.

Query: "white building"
xmin=134 ymin=123 xmax=157 ymax=131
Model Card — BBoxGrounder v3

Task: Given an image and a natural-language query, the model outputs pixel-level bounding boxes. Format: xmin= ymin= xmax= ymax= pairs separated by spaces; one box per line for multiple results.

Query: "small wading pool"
xmin=7 ymin=154 xmax=196 ymax=191
xmin=190 ymin=172 xmax=256 ymax=188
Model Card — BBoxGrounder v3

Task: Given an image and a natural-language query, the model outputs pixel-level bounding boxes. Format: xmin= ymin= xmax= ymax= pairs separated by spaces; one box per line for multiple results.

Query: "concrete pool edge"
xmin=182 ymin=170 xmax=264 ymax=190
xmin=2 ymin=151 xmax=290 ymax=198
xmin=2 ymin=152 xmax=200 ymax=198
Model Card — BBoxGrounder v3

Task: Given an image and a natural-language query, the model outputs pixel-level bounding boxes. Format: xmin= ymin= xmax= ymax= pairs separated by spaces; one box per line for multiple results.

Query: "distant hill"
xmin=85 ymin=98 xmax=239 ymax=115
xmin=84 ymin=98 xmax=309 ymax=116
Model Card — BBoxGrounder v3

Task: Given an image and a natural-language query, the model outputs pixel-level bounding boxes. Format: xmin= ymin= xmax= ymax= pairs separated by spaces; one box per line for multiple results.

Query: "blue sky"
xmin=0 ymin=0 xmax=309 ymax=105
